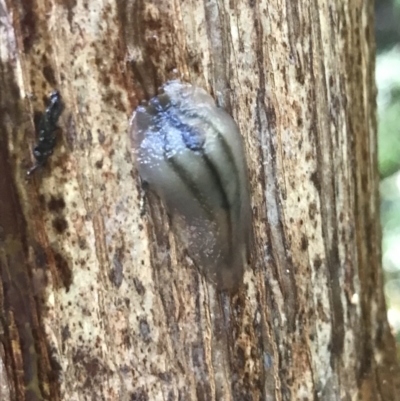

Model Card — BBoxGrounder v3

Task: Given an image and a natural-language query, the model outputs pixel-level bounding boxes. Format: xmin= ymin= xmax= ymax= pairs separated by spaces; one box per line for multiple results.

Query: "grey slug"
xmin=130 ymin=81 xmax=252 ymax=291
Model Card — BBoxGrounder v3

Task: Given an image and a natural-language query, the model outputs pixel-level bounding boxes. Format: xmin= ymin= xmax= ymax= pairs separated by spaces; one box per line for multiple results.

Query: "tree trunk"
xmin=0 ymin=0 xmax=399 ymax=400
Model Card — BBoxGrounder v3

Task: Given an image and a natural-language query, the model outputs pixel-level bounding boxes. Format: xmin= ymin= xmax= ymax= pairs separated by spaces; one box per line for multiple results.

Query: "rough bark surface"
xmin=0 ymin=0 xmax=399 ymax=400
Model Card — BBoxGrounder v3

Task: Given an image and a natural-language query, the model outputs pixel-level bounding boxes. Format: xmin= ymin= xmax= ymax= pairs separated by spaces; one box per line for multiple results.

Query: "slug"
xmin=130 ymin=81 xmax=252 ymax=291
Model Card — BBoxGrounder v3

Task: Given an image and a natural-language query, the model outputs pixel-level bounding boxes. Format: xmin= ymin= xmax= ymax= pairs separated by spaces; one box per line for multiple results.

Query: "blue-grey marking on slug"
xmin=130 ymin=81 xmax=252 ymax=291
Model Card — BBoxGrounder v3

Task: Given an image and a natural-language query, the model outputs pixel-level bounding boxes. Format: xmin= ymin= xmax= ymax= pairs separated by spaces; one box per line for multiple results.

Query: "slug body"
xmin=131 ymin=81 xmax=251 ymax=291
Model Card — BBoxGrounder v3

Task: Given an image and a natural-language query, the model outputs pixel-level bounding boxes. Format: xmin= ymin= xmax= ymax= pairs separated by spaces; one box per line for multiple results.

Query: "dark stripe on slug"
xmin=163 ymin=108 xmax=240 ymax=257
xmin=163 ymin=131 xmax=233 ymax=256
xmin=179 ymin=110 xmax=242 ymax=215
xmin=200 ymin=152 xmax=233 ymax=255
xmin=179 ymin=114 xmax=240 ymax=256
xmin=202 ymin=126 xmax=241 ymax=225
xmin=214 ymin=131 xmax=241 ymax=209
xmin=200 ymin=153 xmax=230 ymax=211
xmin=162 ymin=135 xmax=215 ymax=222
xmin=201 ymin=127 xmax=242 ymax=258
xmin=156 ymin=96 xmax=242 ymax=214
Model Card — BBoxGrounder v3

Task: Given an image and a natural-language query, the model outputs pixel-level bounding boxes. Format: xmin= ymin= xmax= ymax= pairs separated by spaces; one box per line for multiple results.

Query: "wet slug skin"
xmin=130 ymin=81 xmax=252 ymax=291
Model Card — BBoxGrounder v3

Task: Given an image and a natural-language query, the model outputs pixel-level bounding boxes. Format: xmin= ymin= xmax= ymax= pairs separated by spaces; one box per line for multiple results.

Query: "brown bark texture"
xmin=0 ymin=0 xmax=399 ymax=400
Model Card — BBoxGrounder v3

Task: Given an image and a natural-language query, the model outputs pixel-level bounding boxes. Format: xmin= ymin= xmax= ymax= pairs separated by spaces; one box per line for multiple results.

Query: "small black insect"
xmin=27 ymin=90 xmax=64 ymax=176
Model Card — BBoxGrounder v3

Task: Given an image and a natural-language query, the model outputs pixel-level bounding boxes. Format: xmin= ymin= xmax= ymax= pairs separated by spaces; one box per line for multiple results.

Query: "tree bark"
xmin=0 ymin=0 xmax=399 ymax=400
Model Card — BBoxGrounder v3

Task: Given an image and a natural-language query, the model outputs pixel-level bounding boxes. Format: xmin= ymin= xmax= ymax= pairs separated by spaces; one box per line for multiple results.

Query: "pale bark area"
xmin=0 ymin=0 xmax=399 ymax=400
